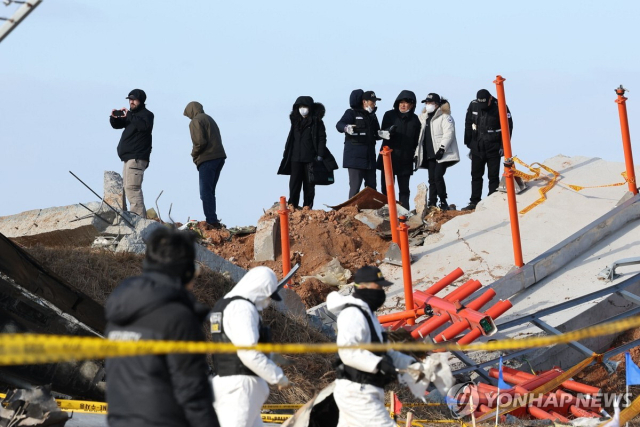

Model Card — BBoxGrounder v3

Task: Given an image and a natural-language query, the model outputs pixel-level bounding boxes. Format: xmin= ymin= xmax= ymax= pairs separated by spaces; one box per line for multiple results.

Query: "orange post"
xmin=380 ymin=146 xmax=400 ymax=244
xmin=494 ymin=75 xmax=524 ymax=267
xmin=398 ymin=216 xmax=414 ymax=325
xmin=278 ymin=196 xmax=291 ymax=286
xmin=615 ymin=85 xmax=638 ymax=195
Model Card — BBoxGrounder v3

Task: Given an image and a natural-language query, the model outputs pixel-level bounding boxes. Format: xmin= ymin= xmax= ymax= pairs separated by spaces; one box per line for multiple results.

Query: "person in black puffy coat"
xmin=375 ymin=90 xmax=421 ymax=210
xmin=336 ymin=89 xmax=382 ymax=199
xmin=278 ymin=96 xmax=338 ymax=209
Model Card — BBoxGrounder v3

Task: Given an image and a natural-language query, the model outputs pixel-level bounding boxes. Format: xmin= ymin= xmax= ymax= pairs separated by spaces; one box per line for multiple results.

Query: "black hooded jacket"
xmin=336 ymin=89 xmax=381 ymax=170
xmin=278 ymin=96 xmax=339 ymax=175
xmin=105 ymin=272 xmax=219 ymax=427
xmin=110 ymin=105 xmax=154 ymax=162
xmin=376 ymin=90 xmax=421 ymax=176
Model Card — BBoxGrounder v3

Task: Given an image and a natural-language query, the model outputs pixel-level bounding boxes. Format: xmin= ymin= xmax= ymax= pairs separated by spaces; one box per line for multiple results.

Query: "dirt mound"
xmin=195 ymin=206 xmax=390 ymax=308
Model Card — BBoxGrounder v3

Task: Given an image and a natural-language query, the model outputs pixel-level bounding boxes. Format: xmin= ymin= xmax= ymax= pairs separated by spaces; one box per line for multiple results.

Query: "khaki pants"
xmin=122 ymin=159 xmax=148 ymax=218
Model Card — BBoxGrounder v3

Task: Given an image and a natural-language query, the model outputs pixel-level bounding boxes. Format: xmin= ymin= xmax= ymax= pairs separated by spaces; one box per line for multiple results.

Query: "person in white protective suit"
xmin=327 ymin=265 xmax=417 ymax=427
xmin=210 ymin=266 xmax=290 ymax=427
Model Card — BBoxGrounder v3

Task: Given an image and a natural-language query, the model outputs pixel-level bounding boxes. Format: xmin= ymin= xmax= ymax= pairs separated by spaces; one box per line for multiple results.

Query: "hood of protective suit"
xmin=349 ymin=89 xmax=364 ymax=109
xmin=326 ymin=290 xmax=371 ymax=316
xmin=393 ymin=90 xmax=417 ymax=114
xmin=184 ymin=101 xmax=204 ymax=119
xmin=224 ymin=266 xmax=278 ymax=308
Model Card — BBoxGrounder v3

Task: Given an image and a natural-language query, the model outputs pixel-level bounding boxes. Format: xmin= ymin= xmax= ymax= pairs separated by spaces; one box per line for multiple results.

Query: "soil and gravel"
xmin=194 ymin=206 xmax=391 ymax=308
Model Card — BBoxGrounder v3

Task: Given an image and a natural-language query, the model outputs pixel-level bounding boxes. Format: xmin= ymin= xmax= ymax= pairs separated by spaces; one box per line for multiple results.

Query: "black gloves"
xmin=435 ymin=147 xmax=445 ymax=160
xmin=377 ymin=359 xmax=397 ymax=382
xmin=388 ymin=125 xmax=397 ymax=135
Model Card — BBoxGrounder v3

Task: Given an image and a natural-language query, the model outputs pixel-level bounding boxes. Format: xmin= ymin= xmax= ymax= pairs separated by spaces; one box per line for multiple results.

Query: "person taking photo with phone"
xmin=110 ymin=88 xmax=154 ymax=218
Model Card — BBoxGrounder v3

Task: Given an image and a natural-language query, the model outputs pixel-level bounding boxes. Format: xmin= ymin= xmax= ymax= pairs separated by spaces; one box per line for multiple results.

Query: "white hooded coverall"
xmin=211 ymin=267 xmax=285 ymax=427
xmin=326 ymin=291 xmax=415 ymax=427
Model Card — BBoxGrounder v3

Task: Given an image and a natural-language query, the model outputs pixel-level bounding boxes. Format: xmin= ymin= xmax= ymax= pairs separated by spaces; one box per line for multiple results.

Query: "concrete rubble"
xmin=377 ymin=154 xmax=640 ymax=374
xmin=254 ymin=215 xmax=279 ymax=262
xmin=414 ymin=182 xmax=429 ymax=218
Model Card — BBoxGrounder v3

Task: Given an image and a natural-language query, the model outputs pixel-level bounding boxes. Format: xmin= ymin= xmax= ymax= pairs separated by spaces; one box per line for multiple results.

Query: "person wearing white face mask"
xmin=336 ymin=90 xmax=383 ymax=198
xmin=278 ymin=96 xmax=338 ymax=209
xmin=414 ymin=93 xmax=460 ymax=211
xmin=210 ymin=266 xmax=290 ymax=427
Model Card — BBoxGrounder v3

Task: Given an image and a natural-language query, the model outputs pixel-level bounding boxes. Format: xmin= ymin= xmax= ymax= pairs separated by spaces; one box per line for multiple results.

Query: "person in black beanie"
xmin=462 ymin=89 xmax=513 ymax=210
xmin=110 ymin=88 xmax=154 ymax=218
xmin=105 ymin=227 xmax=220 ymax=427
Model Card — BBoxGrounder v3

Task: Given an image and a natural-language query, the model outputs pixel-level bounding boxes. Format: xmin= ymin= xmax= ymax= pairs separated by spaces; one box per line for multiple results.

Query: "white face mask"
xmin=425 ymin=104 xmax=437 ymax=113
xmin=365 ymin=106 xmax=374 ymax=113
xmin=299 ymin=107 xmax=309 ymax=117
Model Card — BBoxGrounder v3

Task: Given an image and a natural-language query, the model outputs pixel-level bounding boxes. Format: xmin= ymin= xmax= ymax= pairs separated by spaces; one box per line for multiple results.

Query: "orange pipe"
xmin=278 ymin=196 xmax=291 ymax=286
xmin=444 ymin=280 xmax=482 ymax=303
xmin=410 ymin=311 xmax=451 ymax=339
xmin=501 ymin=366 xmax=600 ymax=395
xmin=410 ymin=282 xmax=485 ymax=339
xmin=423 ymin=268 xmax=464 ymax=296
xmin=380 ymin=146 xmax=400 ymax=244
xmin=457 ymin=299 xmax=512 ymax=344
xmin=494 ymin=75 xmax=524 ymax=267
xmin=378 ymin=307 xmax=428 ymax=324
xmin=434 ymin=289 xmax=496 ymax=342
xmin=615 ymin=86 xmax=638 ymax=195
xmin=570 ymin=405 xmax=600 ymax=418
xmin=398 ymin=216 xmax=415 ymax=325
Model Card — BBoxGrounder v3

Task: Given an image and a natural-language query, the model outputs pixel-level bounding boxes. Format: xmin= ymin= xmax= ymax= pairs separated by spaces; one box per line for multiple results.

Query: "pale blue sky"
xmin=1 ymin=1 xmax=639 ymax=226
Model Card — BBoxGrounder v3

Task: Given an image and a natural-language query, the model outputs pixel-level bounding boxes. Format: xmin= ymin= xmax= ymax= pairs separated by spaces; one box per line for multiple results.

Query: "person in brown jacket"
xmin=184 ymin=102 xmax=227 ymax=229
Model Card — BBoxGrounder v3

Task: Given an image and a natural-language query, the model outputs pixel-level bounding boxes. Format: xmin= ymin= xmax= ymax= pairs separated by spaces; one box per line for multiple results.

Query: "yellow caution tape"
xmin=510 ymin=157 xmax=560 ymax=215
xmin=2 ymin=314 xmax=640 ymax=365
xmin=409 ymin=421 xmax=470 ymax=427
xmin=261 ymin=413 xmax=293 ymax=423
xmin=0 ymin=393 xmax=108 ymax=414
xmin=477 ymin=354 xmax=596 ymax=422
xmin=567 ymin=171 xmax=630 ymax=192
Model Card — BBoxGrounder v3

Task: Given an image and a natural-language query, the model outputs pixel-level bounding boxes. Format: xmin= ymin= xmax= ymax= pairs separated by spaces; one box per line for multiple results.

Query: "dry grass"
xmin=23 ymin=245 xmax=335 ymax=403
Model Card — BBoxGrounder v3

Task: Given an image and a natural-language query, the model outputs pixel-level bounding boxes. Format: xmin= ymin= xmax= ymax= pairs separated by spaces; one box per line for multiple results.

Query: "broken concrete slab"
xmin=0 ymin=203 xmax=117 ymax=247
xmin=254 ymin=216 xmax=280 ymax=261
xmin=414 ymin=182 xmax=429 ymax=218
xmin=114 ymin=217 xmax=164 ymax=254
xmin=103 ymin=171 xmax=123 ymax=209
xmin=196 ymin=245 xmax=247 ymax=284
xmin=354 ymin=209 xmax=387 ymax=231
xmin=381 ymin=155 xmax=640 ymax=311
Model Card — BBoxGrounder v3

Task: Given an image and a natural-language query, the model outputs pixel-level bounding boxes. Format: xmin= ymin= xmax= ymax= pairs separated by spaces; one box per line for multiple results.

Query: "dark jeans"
xmin=426 ymin=159 xmax=449 ymax=205
xmin=380 ymin=172 xmax=411 ymax=210
xmin=199 ymin=158 xmax=225 ymax=224
xmin=288 ymin=161 xmax=315 ymax=208
xmin=470 ymin=154 xmax=501 ymax=204
xmin=348 ymin=168 xmax=376 ymax=198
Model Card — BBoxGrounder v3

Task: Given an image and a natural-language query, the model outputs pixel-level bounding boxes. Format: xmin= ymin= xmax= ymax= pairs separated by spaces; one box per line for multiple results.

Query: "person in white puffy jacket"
xmin=210 ymin=266 xmax=289 ymax=427
xmin=414 ymin=93 xmax=460 ymax=210
xmin=327 ymin=266 xmax=416 ymax=427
